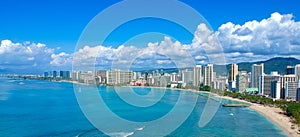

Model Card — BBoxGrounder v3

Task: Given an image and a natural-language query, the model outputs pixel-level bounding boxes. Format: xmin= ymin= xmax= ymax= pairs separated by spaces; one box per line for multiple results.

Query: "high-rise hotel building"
xmin=259 ymin=71 xmax=280 ymax=96
xmin=182 ymin=69 xmax=193 ymax=86
xmin=204 ymin=64 xmax=213 ymax=87
xmin=193 ymin=65 xmax=202 ymax=86
xmin=251 ymin=64 xmax=264 ymax=88
xmin=229 ymin=64 xmax=238 ymax=81
xmin=236 ymin=71 xmax=250 ymax=92
xmin=106 ymin=69 xmax=133 ymax=85
xmin=228 ymin=64 xmax=238 ymax=91
xmin=294 ymin=64 xmax=300 ymax=77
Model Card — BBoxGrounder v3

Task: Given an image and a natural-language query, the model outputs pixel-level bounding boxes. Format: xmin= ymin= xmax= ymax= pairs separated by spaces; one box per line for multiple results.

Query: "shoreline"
xmin=249 ymin=103 xmax=298 ymax=137
xmin=203 ymin=91 xmax=300 ymax=137
xmin=154 ymin=87 xmax=299 ymax=136
xmin=6 ymin=77 xmax=299 ymax=136
xmin=48 ymin=82 xmax=300 ymax=136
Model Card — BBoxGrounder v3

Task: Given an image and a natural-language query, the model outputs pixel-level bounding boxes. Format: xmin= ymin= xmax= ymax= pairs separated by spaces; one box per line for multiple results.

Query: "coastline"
xmin=57 ymin=82 xmax=300 ymax=136
xmin=162 ymin=87 xmax=295 ymax=136
xmin=249 ymin=103 xmax=299 ymax=137
xmin=203 ymin=91 xmax=300 ymax=137
xmin=7 ymin=77 xmax=299 ymax=136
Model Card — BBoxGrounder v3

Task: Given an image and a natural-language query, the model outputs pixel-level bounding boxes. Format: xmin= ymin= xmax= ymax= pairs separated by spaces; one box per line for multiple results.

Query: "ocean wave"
xmin=75 ymin=129 xmax=104 ymax=137
xmin=106 ymin=131 xmax=134 ymax=137
xmin=76 ymin=129 xmax=135 ymax=137
xmin=136 ymin=126 xmax=145 ymax=131
xmin=8 ymin=80 xmax=16 ymax=83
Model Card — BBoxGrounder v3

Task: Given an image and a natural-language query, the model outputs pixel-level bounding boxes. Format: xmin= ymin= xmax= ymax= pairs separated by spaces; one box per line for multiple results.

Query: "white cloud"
xmin=217 ymin=12 xmax=300 ymax=62
xmin=27 ymin=57 xmax=35 ymax=61
xmin=195 ymin=55 xmax=206 ymax=60
xmin=2 ymin=12 xmax=300 ymax=73
xmin=73 ymin=36 xmax=196 ymax=70
xmin=50 ymin=52 xmax=72 ymax=66
xmin=0 ymin=40 xmax=69 ymax=73
xmin=188 ymin=23 xmax=226 ymax=65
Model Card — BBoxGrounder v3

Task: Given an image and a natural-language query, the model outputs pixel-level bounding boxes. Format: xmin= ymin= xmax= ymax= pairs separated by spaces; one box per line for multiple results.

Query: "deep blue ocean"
xmin=0 ymin=77 xmax=286 ymax=137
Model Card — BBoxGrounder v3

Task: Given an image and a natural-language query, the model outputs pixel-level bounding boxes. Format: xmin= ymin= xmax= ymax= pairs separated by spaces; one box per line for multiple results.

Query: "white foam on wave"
xmin=107 ymin=131 xmax=134 ymax=137
xmin=229 ymin=113 xmax=234 ymax=116
xmin=8 ymin=80 xmax=16 ymax=83
xmin=136 ymin=126 xmax=145 ymax=131
xmin=18 ymin=82 xmax=25 ymax=85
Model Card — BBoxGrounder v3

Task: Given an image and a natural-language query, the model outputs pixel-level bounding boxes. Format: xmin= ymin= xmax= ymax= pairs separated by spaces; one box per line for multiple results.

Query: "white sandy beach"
xmin=249 ymin=103 xmax=299 ymax=137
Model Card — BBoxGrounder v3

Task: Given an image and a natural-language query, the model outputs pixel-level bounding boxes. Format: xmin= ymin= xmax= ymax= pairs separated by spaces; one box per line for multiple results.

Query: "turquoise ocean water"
xmin=0 ymin=77 xmax=286 ymax=137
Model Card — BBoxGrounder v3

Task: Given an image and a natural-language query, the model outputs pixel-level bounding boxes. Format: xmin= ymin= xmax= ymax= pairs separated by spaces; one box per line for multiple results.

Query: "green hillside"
xmin=214 ymin=57 xmax=300 ymax=75
xmin=238 ymin=57 xmax=300 ymax=74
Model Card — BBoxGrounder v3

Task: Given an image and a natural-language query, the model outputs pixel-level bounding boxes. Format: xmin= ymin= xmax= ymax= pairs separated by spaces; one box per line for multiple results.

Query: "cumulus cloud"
xmin=217 ymin=12 xmax=300 ymax=62
xmin=73 ymin=36 xmax=196 ymax=71
xmin=2 ymin=12 xmax=300 ymax=73
xmin=0 ymin=40 xmax=52 ymax=73
xmin=50 ymin=52 xmax=72 ymax=66
xmin=73 ymin=45 xmax=116 ymax=69
xmin=0 ymin=40 xmax=72 ymax=73
xmin=188 ymin=23 xmax=226 ymax=65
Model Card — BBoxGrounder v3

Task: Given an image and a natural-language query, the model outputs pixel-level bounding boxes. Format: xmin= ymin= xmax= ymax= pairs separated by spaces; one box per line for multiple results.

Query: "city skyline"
xmin=38 ymin=62 xmax=300 ymax=100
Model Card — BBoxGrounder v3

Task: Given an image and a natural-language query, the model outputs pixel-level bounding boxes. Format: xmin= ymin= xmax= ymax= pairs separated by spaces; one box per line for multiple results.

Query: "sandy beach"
xmin=248 ymin=103 xmax=299 ymax=137
xmin=207 ymin=92 xmax=300 ymax=137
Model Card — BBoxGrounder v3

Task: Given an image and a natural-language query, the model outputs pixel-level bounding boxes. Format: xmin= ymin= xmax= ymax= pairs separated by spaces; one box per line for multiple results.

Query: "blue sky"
xmin=1 ymin=0 xmax=299 ymax=52
xmin=1 ymin=0 xmax=300 ymax=73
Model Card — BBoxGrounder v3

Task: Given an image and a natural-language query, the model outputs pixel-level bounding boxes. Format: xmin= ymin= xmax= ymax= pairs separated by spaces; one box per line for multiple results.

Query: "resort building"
xmin=271 ymin=81 xmax=281 ymax=99
xmin=294 ymin=64 xmax=300 ymax=77
xmin=193 ymin=65 xmax=202 ymax=86
xmin=229 ymin=64 xmax=238 ymax=81
xmin=52 ymin=71 xmax=58 ymax=78
xmin=170 ymin=72 xmax=179 ymax=82
xmin=182 ymin=69 xmax=194 ymax=86
xmin=59 ymin=71 xmax=70 ymax=79
xmin=44 ymin=72 xmax=49 ymax=77
xmin=204 ymin=64 xmax=214 ymax=86
xmin=106 ymin=69 xmax=133 ymax=85
xmin=279 ymin=75 xmax=298 ymax=99
xmin=236 ymin=71 xmax=250 ymax=92
xmin=212 ymin=75 xmax=227 ymax=91
xmin=285 ymin=81 xmax=300 ymax=101
xmin=79 ymin=72 xmax=95 ymax=84
xmin=228 ymin=64 xmax=238 ymax=92
xmin=259 ymin=71 xmax=280 ymax=96
xmin=251 ymin=63 xmax=264 ymax=88
xmin=153 ymin=75 xmax=170 ymax=87
xmin=71 ymin=71 xmax=81 ymax=81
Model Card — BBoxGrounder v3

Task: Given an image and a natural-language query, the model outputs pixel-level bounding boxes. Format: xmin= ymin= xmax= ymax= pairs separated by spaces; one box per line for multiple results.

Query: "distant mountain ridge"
xmin=137 ymin=57 xmax=300 ymax=76
xmin=238 ymin=57 xmax=300 ymax=74
xmin=1 ymin=57 xmax=299 ymax=75
xmin=214 ymin=57 xmax=300 ymax=75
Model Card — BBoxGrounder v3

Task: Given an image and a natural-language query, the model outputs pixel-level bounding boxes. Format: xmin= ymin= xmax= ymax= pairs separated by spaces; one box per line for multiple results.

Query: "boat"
xmin=222 ymin=103 xmax=250 ymax=107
